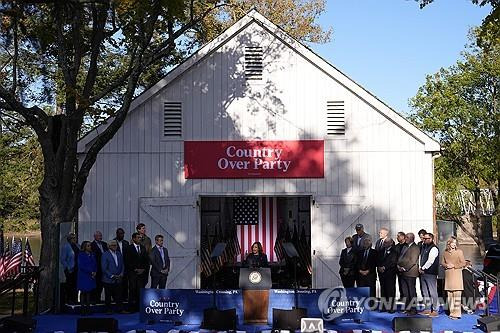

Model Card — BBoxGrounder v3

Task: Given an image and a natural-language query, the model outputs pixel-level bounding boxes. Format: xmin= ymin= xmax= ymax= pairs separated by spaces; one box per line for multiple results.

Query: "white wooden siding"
xmin=78 ymin=21 xmax=434 ymax=288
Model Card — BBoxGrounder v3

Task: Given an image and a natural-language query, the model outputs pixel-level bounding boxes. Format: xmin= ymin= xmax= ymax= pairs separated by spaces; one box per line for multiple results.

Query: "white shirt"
xmin=135 ymin=244 xmax=140 ymax=253
xmin=117 ymin=240 xmax=123 ymax=253
xmin=419 ymin=247 xmax=439 ymax=270
xmin=157 ymin=245 xmax=165 ymax=266
xmin=110 ymin=250 xmax=118 ymax=266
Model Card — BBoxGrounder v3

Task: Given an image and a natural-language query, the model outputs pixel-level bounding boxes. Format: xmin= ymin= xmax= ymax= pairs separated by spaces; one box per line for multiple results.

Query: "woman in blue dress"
xmin=78 ymin=241 xmax=97 ymax=315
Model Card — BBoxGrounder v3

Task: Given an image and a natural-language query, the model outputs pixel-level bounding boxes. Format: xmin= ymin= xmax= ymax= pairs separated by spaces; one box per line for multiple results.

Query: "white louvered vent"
xmin=163 ymin=102 xmax=182 ymax=138
xmin=326 ymin=101 xmax=345 ymax=136
xmin=245 ymin=46 xmax=263 ymax=80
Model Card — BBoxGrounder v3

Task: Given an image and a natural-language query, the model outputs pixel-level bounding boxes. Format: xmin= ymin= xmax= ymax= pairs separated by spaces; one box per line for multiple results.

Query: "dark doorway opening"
xmin=200 ymin=196 xmax=311 ymax=289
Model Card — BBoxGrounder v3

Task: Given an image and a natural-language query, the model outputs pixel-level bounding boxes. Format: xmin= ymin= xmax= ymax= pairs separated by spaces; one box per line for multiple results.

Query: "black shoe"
xmin=388 ymin=310 xmax=395 ymax=314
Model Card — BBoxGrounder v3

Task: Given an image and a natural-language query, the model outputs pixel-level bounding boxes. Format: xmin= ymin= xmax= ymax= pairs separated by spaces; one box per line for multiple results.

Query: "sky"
xmin=310 ymin=0 xmax=491 ymax=115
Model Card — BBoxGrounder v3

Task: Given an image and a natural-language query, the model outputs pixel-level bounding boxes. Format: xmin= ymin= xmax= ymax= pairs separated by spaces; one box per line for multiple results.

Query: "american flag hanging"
xmin=236 ymin=197 xmax=278 ymax=262
xmin=24 ymin=237 xmax=35 ymax=267
xmin=233 ymin=197 xmax=258 ymax=225
xmin=5 ymin=237 xmax=22 ymax=278
xmin=0 ymin=228 xmax=4 ymax=280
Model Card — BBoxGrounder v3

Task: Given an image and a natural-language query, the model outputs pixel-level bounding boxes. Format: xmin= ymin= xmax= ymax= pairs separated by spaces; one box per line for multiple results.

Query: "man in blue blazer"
xmin=149 ymin=234 xmax=170 ymax=289
xmin=101 ymin=240 xmax=125 ymax=314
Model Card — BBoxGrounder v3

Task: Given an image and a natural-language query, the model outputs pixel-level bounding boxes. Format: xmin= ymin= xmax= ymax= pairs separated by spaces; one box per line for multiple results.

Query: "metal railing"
xmin=0 ymin=266 xmax=42 ymax=316
xmin=466 ymin=266 xmax=500 ymax=316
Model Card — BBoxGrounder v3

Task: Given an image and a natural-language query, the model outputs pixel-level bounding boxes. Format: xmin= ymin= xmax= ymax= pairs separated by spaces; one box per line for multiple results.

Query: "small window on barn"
xmin=163 ymin=102 xmax=182 ymax=138
xmin=326 ymin=101 xmax=345 ymax=136
xmin=245 ymin=46 xmax=263 ymax=80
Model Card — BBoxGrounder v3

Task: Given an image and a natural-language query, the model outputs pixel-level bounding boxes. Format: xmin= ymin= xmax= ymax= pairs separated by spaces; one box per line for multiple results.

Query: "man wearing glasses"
xmin=418 ymin=233 xmax=439 ymax=317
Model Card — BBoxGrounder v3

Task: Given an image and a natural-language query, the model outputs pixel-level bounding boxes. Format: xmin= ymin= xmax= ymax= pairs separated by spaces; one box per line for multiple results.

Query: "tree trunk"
xmin=37 ymin=180 xmax=63 ymax=312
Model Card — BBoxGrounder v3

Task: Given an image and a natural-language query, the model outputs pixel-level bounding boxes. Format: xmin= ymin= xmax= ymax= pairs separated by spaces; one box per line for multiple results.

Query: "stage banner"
xmin=268 ymin=288 xmax=370 ymax=324
xmin=184 ymin=140 xmax=324 ymax=179
xmin=140 ymin=289 xmax=243 ymax=324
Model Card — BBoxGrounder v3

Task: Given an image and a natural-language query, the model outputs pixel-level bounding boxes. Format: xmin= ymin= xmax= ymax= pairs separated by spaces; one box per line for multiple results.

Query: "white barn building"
xmin=77 ymin=10 xmax=440 ymax=289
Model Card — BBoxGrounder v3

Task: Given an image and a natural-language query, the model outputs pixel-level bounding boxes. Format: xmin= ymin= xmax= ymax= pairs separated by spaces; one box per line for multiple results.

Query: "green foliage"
xmin=410 ymin=32 xmax=499 ymax=219
xmin=199 ymin=0 xmax=332 ymax=44
xmin=0 ymin=0 xmax=331 ymax=232
xmin=0 ymin=128 xmax=43 ymax=232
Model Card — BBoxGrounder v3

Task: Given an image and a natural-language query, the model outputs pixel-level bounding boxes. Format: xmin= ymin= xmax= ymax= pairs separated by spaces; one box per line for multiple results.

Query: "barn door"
xmin=139 ymin=197 xmax=199 ymax=289
xmin=311 ymin=196 xmax=371 ymax=288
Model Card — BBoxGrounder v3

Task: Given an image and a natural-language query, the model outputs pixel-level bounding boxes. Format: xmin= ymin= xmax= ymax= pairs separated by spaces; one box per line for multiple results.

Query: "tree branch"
xmin=0 ymin=85 xmax=48 ymax=135
xmin=81 ymin=2 xmax=108 ymax=103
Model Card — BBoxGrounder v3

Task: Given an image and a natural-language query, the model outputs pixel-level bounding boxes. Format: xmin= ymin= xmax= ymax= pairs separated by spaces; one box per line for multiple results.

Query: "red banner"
xmin=184 ymin=140 xmax=324 ymax=179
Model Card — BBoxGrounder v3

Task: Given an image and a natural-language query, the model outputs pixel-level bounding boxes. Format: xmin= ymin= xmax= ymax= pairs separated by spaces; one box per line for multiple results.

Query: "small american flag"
xmin=236 ymin=197 xmax=279 ymax=262
xmin=5 ymin=237 xmax=22 ymax=277
xmin=0 ymin=228 xmax=4 ymax=280
xmin=24 ymin=237 xmax=35 ymax=266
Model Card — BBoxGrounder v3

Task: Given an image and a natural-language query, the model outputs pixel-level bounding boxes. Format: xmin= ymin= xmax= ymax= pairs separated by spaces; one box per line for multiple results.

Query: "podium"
xmin=239 ymin=267 xmax=271 ymax=324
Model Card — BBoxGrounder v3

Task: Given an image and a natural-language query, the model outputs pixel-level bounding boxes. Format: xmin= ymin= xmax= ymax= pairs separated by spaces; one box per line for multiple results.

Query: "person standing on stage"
xmin=137 ymin=223 xmax=152 ymax=281
xmin=91 ymin=230 xmax=108 ymax=303
xmin=101 ymin=240 xmax=125 ymax=314
xmin=126 ymin=232 xmax=150 ymax=312
xmin=61 ymin=232 xmax=80 ymax=305
xmin=150 ymin=234 xmax=170 ymax=289
xmin=356 ymin=238 xmax=377 ymax=297
xmin=244 ymin=241 xmax=269 ymax=268
xmin=77 ymin=241 xmax=96 ymax=315
xmin=417 ymin=229 xmax=427 ymax=250
xmin=394 ymin=231 xmax=406 ymax=299
xmin=339 ymin=236 xmax=356 ymax=288
xmin=442 ymin=236 xmax=466 ymax=320
xmin=114 ymin=228 xmax=129 ymax=301
xmin=462 ymin=260 xmax=480 ymax=314
xmin=397 ymin=232 xmax=420 ymax=315
xmin=114 ymin=228 xmax=129 ymax=254
xmin=136 ymin=223 xmax=152 ymax=253
xmin=375 ymin=227 xmax=389 ymax=254
xmin=351 ymin=224 xmax=371 ymax=255
xmin=418 ymin=233 xmax=439 ymax=317
xmin=377 ymin=238 xmax=397 ymax=312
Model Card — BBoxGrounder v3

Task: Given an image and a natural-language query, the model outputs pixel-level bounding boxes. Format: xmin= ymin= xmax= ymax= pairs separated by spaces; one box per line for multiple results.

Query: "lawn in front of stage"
xmin=34 ymin=310 xmax=485 ymax=333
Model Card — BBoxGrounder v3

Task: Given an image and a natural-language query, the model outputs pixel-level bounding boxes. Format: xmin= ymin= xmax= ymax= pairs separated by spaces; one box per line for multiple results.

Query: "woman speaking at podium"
xmin=244 ymin=242 xmax=268 ymax=268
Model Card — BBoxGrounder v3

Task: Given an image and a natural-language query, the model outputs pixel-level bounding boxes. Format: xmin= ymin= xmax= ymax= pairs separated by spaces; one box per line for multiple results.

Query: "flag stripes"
xmin=24 ymin=237 xmax=35 ymax=266
xmin=5 ymin=237 xmax=22 ymax=278
xmin=237 ymin=197 xmax=278 ymax=262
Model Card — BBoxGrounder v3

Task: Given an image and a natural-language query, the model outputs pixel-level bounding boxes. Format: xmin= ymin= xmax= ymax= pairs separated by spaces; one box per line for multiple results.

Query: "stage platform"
xmin=33 ymin=310 xmax=486 ymax=333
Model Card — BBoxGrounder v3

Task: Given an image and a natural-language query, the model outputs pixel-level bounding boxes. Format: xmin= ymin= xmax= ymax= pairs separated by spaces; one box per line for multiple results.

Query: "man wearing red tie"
xmin=149 ymin=235 xmax=170 ymax=289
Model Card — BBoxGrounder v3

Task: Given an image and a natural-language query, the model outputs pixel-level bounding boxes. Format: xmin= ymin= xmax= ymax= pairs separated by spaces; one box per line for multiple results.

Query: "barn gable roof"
xmin=78 ymin=9 xmax=440 ymax=153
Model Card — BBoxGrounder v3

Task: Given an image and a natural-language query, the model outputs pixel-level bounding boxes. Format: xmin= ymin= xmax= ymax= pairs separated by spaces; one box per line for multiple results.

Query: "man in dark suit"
xmin=91 ymin=230 xmax=108 ymax=303
xmin=114 ymin=228 xmax=129 ymax=301
xmin=125 ymin=232 xmax=149 ymax=312
xmin=149 ymin=234 xmax=170 ymax=289
xmin=377 ymin=238 xmax=398 ymax=312
xmin=417 ymin=229 xmax=427 ymax=250
xmin=397 ymin=232 xmax=420 ymax=315
xmin=375 ymin=227 xmax=389 ymax=254
xmin=356 ymin=238 xmax=377 ymax=297
xmin=351 ymin=224 xmax=371 ymax=256
xmin=339 ymin=236 xmax=357 ymax=288
xmin=114 ymin=228 xmax=129 ymax=254
xmin=394 ymin=231 xmax=406 ymax=299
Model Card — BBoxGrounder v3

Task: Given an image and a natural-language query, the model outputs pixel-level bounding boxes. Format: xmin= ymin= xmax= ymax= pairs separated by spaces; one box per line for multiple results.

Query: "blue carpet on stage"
xmin=34 ymin=311 xmax=487 ymax=333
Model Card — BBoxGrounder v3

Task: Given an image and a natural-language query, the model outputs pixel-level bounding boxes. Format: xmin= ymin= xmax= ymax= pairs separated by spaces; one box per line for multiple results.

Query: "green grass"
xmin=0 ymin=290 xmax=37 ymax=316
